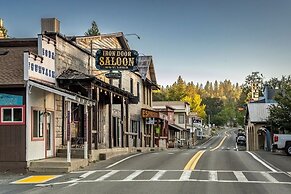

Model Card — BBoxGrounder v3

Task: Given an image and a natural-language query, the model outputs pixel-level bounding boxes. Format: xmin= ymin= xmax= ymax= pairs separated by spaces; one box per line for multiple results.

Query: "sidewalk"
xmin=254 ymin=150 xmax=291 ymax=173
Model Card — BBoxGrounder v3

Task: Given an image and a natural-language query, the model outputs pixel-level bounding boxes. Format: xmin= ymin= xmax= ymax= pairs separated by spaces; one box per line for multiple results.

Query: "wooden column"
xmin=125 ymin=98 xmax=129 ymax=147
xmin=84 ymin=104 xmax=88 ymax=159
xmin=109 ymin=92 xmax=113 ymax=148
xmin=121 ymin=97 xmax=124 ymax=147
xmin=66 ymin=101 xmax=72 ymax=162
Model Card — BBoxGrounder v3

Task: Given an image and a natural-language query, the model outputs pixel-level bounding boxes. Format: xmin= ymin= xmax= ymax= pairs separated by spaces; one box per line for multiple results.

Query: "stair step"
xmin=57 ymin=149 xmax=84 ymax=154
xmin=29 ymin=167 xmax=70 ymax=173
xmin=30 ymin=162 xmax=71 ymax=168
xmin=56 ymin=152 xmax=85 ymax=159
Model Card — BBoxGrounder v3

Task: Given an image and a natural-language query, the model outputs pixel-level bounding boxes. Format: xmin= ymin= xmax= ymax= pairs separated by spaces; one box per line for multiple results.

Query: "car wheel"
xmin=285 ymin=144 xmax=291 ymax=156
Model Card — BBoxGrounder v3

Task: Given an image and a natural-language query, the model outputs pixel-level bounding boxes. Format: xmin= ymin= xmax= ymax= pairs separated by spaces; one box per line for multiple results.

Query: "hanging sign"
xmin=95 ymin=49 xmax=139 ymax=70
xmin=105 ymin=72 xmax=122 ymax=79
xmin=138 ymin=56 xmax=151 ymax=80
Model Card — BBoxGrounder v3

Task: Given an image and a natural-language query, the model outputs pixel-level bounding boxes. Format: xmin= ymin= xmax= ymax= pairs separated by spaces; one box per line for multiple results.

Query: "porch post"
xmin=121 ymin=97 xmax=124 ymax=147
xmin=67 ymin=100 xmax=71 ymax=162
xmin=84 ymin=104 xmax=88 ymax=159
xmin=109 ymin=92 xmax=113 ymax=148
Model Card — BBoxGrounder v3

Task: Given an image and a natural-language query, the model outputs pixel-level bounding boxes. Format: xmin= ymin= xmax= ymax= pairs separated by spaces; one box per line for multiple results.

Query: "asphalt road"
xmin=2 ymin=128 xmax=291 ymax=194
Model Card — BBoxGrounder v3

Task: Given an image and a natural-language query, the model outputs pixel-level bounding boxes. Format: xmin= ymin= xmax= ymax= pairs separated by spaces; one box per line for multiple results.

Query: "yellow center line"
xmin=210 ymin=136 xmax=227 ymax=151
xmin=189 ymin=150 xmax=205 ymax=170
xmin=184 ymin=150 xmax=206 ymax=170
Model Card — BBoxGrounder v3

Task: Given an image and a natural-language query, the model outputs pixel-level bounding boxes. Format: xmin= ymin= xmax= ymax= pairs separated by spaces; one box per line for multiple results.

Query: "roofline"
xmin=69 ymin=32 xmax=130 ymax=50
xmin=0 ymin=38 xmax=37 ymax=47
xmin=44 ymin=32 xmax=95 ymax=57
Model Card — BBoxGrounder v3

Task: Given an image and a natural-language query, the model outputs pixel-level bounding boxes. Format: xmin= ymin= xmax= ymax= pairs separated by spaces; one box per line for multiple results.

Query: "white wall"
xmin=26 ymin=87 xmax=55 ymax=161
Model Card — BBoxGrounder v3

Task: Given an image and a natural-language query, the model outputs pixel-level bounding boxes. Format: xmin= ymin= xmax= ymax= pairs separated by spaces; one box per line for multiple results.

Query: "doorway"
xmin=46 ymin=111 xmax=54 ymax=157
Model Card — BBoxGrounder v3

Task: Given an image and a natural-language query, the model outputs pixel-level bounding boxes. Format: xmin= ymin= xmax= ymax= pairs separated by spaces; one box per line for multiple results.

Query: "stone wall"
xmin=55 ymin=95 xmax=63 ymax=147
xmin=55 ymin=36 xmax=91 ymax=77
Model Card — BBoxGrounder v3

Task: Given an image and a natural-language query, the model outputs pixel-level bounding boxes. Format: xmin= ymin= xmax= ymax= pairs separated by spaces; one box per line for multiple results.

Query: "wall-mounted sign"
xmin=105 ymin=72 xmax=121 ymax=79
xmin=146 ymin=118 xmax=155 ymax=125
xmin=95 ymin=49 xmax=139 ymax=70
xmin=141 ymin=108 xmax=159 ymax=118
xmin=0 ymin=93 xmax=23 ymax=105
xmin=24 ymin=35 xmax=56 ymax=84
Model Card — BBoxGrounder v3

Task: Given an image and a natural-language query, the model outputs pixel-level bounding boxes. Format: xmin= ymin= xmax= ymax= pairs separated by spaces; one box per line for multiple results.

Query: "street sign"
xmin=95 ymin=49 xmax=139 ymax=71
xmin=105 ymin=72 xmax=121 ymax=79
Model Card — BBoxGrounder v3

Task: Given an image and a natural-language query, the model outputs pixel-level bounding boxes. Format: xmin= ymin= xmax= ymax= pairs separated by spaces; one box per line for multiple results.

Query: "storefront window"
xmin=3 ymin=109 xmax=12 ymax=121
xmin=0 ymin=106 xmax=24 ymax=124
xmin=32 ymin=110 xmax=44 ymax=139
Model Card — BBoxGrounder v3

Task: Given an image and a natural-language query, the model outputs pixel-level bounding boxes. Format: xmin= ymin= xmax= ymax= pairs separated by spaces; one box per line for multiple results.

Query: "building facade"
xmin=0 ymin=18 xmax=159 ymax=171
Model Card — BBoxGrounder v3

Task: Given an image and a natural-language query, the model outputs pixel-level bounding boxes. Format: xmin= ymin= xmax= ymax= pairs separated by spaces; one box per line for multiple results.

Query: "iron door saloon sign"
xmin=96 ymin=49 xmax=139 ymax=70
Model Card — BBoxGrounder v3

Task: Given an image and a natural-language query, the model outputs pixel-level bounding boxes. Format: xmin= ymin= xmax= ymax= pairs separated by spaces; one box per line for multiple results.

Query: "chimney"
xmin=41 ymin=18 xmax=60 ymax=33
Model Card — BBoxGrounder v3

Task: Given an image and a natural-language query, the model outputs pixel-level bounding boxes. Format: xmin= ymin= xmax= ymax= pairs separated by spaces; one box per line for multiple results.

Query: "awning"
xmin=28 ymin=80 xmax=95 ymax=106
xmin=168 ymin=124 xmax=185 ymax=132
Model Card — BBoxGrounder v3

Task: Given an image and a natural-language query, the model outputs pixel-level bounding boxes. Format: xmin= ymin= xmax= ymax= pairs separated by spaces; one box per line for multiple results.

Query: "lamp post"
xmin=124 ymin=33 xmax=141 ymax=40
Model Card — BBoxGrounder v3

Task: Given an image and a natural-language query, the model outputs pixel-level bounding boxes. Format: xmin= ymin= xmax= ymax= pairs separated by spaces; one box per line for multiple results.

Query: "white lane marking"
xmin=221 ymin=147 xmax=225 ymax=149
xmin=234 ymin=171 xmax=248 ymax=182
xmin=123 ymin=170 xmax=144 ymax=181
xmin=95 ymin=170 xmax=119 ymax=181
xmin=168 ymin=153 xmax=174 ymax=155
xmin=208 ymin=171 xmax=218 ymax=181
xmin=106 ymin=153 xmax=142 ymax=169
xmin=261 ymin=172 xmax=279 ymax=183
xmin=79 ymin=170 xmax=97 ymax=178
xmin=179 ymin=170 xmax=191 ymax=181
xmin=150 ymin=170 xmax=166 ymax=181
xmin=247 ymin=151 xmax=278 ymax=172
xmin=235 ymin=144 xmax=238 ymax=151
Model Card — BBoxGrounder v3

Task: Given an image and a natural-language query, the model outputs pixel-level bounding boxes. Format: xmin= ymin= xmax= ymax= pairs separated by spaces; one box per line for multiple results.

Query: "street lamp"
xmin=124 ymin=33 xmax=141 ymax=40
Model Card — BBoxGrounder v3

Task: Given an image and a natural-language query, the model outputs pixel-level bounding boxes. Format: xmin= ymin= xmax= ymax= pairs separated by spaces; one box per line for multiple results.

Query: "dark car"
xmin=237 ymin=135 xmax=246 ymax=146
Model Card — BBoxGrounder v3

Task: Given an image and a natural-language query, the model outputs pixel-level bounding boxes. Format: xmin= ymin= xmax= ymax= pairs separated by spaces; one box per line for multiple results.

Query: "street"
xmin=2 ymin=128 xmax=291 ymax=194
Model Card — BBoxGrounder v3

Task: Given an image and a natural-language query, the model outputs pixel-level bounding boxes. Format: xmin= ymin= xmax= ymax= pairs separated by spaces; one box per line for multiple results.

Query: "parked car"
xmin=236 ymin=135 xmax=246 ymax=146
xmin=272 ymin=134 xmax=291 ymax=155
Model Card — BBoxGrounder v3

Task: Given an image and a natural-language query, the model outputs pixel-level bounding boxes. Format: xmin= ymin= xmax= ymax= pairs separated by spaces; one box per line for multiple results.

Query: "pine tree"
xmin=85 ymin=21 xmax=101 ymax=36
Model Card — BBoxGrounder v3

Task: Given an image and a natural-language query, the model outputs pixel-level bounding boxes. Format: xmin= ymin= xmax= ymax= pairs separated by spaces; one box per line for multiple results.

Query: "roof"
xmin=169 ymin=123 xmax=185 ymax=131
xmin=57 ymin=69 xmax=134 ymax=98
xmin=70 ymin=32 xmax=130 ymax=53
xmin=246 ymin=103 xmax=277 ymax=123
xmin=0 ymin=41 xmax=38 ymax=86
xmin=57 ymin=68 xmax=94 ymax=80
xmin=153 ymin=101 xmax=189 ymax=109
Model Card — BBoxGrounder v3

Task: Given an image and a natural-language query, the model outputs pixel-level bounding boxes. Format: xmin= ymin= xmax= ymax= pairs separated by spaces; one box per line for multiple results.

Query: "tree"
xmin=167 ymin=76 xmax=186 ymax=100
xmin=268 ymin=85 xmax=291 ymax=132
xmin=182 ymin=94 xmax=206 ymax=118
xmin=242 ymin=72 xmax=264 ymax=102
xmin=85 ymin=21 xmax=101 ymax=36
xmin=0 ymin=18 xmax=8 ymax=38
xmin=203 ymin=97 xmax=223 ymax=123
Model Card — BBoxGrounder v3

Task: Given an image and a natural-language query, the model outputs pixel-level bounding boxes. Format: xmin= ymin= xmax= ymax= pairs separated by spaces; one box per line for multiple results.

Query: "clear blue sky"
xmin=1 ymin=0 xmax=291 ymax=86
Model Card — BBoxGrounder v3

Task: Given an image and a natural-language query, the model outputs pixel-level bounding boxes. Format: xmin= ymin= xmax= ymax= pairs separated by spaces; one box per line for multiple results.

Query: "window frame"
xmin=0 ymin=105 xmax=25 ymax=125
xmin=178 ymin=113 xmax=185 ymax=124
xmin=31 ymin=108 xmax=45 ymax=141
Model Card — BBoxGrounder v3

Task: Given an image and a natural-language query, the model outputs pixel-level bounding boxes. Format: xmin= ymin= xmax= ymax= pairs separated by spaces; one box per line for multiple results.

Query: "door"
xmin=46 ymin=112 xmax=54 ymax=157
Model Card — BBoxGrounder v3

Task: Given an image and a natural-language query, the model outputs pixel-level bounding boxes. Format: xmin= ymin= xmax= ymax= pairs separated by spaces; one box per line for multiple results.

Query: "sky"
xmin=1 ymin=0 xmax=291 ymax=86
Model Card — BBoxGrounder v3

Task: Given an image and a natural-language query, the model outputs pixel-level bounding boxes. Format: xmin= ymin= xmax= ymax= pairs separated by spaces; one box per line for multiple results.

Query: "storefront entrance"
xmin=46 ymin=111 xmax=54 ymax=157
